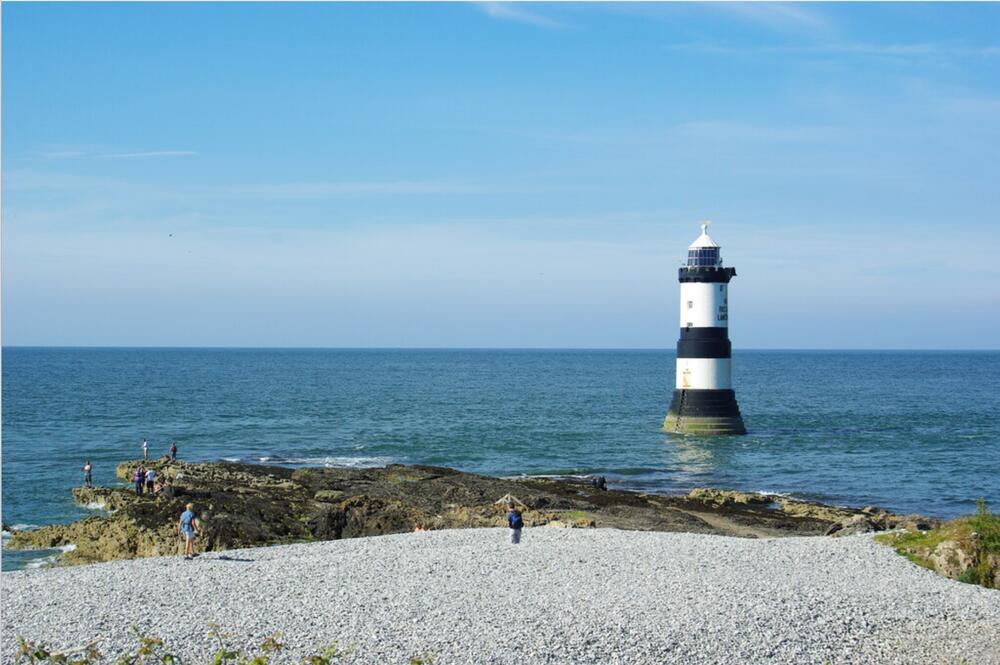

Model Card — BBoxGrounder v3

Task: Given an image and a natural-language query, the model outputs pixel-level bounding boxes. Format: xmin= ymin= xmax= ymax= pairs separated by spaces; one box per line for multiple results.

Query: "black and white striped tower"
xmin=663 ymin=222 xmax=747 ymax=435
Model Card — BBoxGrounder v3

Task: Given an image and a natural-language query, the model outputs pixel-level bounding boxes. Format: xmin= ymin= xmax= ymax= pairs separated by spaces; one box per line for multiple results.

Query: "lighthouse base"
xmin=663 ymin=389 xmax=747 ymax=435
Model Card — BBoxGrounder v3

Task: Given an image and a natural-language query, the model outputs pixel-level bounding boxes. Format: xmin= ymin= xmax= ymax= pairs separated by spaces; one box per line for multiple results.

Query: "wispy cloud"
xmin=3 ymin=169 xmax=174 ymax=197
xmin=899 ymin=78 xmax=1000 ymax=120
xmin=36 ymin=150 xmax=89 ymax=159
xmin=4 ymin=170 xmax=497 ymax=200
xmin=477 ymin=2 xmax=565 ymax=30
xmin=95 ymin=150 xmax=199 ymax=160
xmin=475 ymin=122 xmax=841 ymax=149
xmin=474 ymin=126 xmax=647 ymax=147
xmin=672 ymin=121 xmax=841 ymax=144
xmin=218 ymin=180 xmax=494 ymax=199
xmin=711 ymin=2 xmax=834 ymax=37
xmin=35 ymin=148 xmax=198 ymax=160
xmin=663 ymin=41 xmax=1000 ymax=58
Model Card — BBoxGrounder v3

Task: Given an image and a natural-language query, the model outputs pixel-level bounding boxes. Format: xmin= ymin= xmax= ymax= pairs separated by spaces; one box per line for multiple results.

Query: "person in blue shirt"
xmin=178 ymin=503 xmax=201 ymax=560
xmin=506 ymin=503 xmax=524 ymax=544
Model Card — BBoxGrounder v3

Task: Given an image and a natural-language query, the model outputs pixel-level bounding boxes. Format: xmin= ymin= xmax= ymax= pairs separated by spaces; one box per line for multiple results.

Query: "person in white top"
xmin=142 ymin=438 xmax=148 ymax=460
xmin=145 ymin=468 xmax=156 ymax=494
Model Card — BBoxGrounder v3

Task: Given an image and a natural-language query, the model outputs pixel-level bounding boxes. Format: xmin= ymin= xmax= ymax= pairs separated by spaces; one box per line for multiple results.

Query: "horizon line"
xmin=3 ymin=345 xmax=998 ymax=353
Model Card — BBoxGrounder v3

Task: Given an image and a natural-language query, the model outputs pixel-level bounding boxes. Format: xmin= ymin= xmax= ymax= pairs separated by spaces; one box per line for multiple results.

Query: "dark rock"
xmin=8 ymin=460 xmax=933 ymax=566
xmin=687 ymin=488 xmax=773 ymax=506
xmin=826 ymin=515 xmax=879 ymax=537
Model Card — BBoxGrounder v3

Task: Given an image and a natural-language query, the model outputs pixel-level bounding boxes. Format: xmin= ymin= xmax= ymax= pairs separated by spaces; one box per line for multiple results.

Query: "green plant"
xmin=958 ymin=567 xmax=983 ymax=585
xmin=14 ymin=628 xmax=373 ymax=665
xmin=16 ymin=637 xmax=102 ymax=665
xmin=115 ymin=630 xmax=178 ymax=665
xmin=877 ymin=499 xmax=1000 ymax=590
xmin=207 ymin=623 xmax=239 ymax=665
xmin=207 ymin=625 xmax=293 ymax=665
xmin=16 ymin=630 xmax=175 ymax=665
xmin=963 ymin=498 xmax=1000 ymax=587
xmin=256 ymin=634 xmax=283 ymax=660
xmin=408 ymin=654 xmax=436 ymax=665
xmin=969 ymin=498 xmax=1000 ymax=551
xmin=299 ymin=643 xmax=354 ymax=665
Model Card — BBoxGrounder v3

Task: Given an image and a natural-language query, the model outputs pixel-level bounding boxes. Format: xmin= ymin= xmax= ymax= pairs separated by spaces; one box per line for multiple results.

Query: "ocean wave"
xmin=231 ymin=454 xmax=394 ymax=468
xmin=5 ymin=523 xmax=40 ymax=532
xmin=3 ymin=524 xmax=40 ymax=546
xmin=24 ymin=555 xmax=57 ymax=569
xmin=504 ymin=473 xmax=594 ymax=481
xmin=21 ymin=544 xmax=76 ymax=569
xmin=284 ymin=455 xmax=394 ymax=468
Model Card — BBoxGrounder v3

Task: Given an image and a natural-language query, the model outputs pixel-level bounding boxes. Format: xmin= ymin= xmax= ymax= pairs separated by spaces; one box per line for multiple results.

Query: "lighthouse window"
xmin=687 ymin=247 xmax=720 ymax=267
xmin=687 ymin=300 xmax=693 ymax=309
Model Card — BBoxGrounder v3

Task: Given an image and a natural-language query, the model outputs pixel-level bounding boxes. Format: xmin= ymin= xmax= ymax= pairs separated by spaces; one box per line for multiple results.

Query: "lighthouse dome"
xmin=687 ymin=222 xmax=722 ymax=267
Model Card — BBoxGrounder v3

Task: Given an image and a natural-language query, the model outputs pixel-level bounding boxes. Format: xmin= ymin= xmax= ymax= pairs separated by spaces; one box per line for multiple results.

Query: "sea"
xmin=3 ymin=347 xmax=998 ymax=571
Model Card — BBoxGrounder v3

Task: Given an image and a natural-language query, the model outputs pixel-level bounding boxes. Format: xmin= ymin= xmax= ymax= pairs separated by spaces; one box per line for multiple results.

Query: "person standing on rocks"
xmin=133 ymin=465 xmax=145 ymax=495
xmin=142 ymin=438 xmax=148 ymax=460
xmin=178 ymin=503 xmax=200 ymax=560
xmin=159 ymin=476 xmax=174 ymax=498
xmin=81 ymin=460 xmax=93 ymax=488
xmin=507 ymin=503 xmax=524 ymax=544
xmin=145 ymin=467 xmax=156 ymax=494
xmin=170 ymin=442 xmax=178 ymax=462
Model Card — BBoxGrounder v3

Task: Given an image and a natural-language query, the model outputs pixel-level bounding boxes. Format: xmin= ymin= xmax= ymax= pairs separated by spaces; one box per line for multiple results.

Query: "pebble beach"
xmin=3 ymin=528 xmax=999 ymax=664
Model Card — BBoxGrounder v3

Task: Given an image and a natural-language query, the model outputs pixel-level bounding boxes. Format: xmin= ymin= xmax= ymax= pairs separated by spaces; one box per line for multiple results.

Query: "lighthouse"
xmin=663 ymin=222 xmax=747 ymax=435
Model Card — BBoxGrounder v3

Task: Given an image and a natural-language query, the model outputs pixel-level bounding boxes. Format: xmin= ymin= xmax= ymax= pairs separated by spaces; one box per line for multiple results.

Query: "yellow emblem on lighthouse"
xmin=682 ymin=367 xmax=691 ymax=388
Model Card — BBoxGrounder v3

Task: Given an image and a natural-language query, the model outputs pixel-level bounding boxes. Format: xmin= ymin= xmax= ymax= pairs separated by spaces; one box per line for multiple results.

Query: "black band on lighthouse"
xmin=677 ymin=338 xmax=731 ymax=358
xmin=678 ymin=327 xmax=731 ymax=357
xmin=666 ymin=389 xmax=743 ymax=418
xmin=678 ymin=267 xmax=736 ymax=283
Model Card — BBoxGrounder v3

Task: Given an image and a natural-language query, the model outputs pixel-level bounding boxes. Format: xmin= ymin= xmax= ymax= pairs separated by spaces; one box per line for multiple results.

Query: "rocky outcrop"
xmin=933 ymin=540 xmax=1000 ymax=588
xmin=825 ymin=514 xmax=879 ymax=537
xmin=928 ymin=539 xmax=977 ymax=578
xmin=876 ymin=492 xmax=1000 ymax=591
xmin=9 ymin=461 xmax=926 ymax=566
xmin=686 ymin=489 xmax=772 ymax=507
xmin=685 ymin=489 xmax=942 ymax=538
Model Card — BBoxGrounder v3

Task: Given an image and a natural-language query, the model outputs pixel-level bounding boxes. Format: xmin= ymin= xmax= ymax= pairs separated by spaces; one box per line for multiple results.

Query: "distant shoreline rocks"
xmin=6 ymin=458 xmax=939 ymax=570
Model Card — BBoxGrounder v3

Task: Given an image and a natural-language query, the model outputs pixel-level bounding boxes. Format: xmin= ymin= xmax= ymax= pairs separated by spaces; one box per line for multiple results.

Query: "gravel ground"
xmin=3 ymin=529 xmax=999 ymax=664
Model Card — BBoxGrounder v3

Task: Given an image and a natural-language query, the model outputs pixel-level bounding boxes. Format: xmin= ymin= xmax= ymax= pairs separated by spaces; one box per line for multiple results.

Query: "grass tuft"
xmin=877 ymin=498 xmax=1000 ymax=589
xmin=15 ymin=627 xmax=433 ymax=665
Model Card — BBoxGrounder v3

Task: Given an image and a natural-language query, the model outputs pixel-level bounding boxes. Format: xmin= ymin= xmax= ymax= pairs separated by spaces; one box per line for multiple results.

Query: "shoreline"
xmin=4 ymin=460 xmax=940 ymax=571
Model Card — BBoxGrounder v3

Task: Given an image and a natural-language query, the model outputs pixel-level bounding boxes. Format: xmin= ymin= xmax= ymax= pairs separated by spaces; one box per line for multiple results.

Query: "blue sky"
xmin=3 ymin=2 xmax=999 ymax=348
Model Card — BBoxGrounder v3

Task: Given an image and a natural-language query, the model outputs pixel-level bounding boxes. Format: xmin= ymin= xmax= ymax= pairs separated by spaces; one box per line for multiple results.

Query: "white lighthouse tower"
xmin=663 ymin=222 xmax=747 ymax=435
